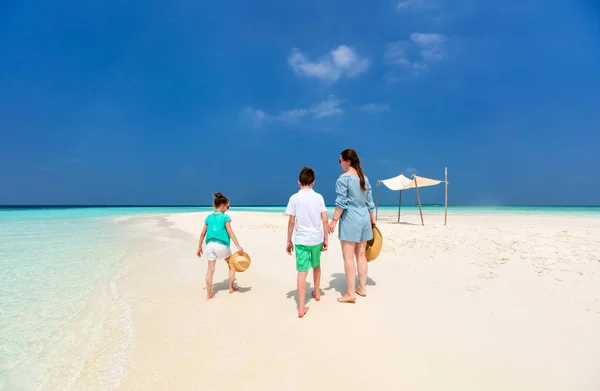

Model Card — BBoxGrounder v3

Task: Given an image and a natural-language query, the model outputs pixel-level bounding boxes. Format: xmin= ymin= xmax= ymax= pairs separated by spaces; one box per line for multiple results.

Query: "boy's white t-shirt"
xmin=285 ymin=188 xmax=327 ymax=246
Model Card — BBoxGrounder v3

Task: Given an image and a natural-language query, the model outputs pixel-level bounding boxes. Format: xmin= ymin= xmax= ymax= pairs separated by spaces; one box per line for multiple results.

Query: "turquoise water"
xmin=1 ymin=205 xmax=599 ymax=388
xmin=375 ymin=205 xmax=600 ymax=216
xmin=1 ymin=205 xmax=600 ymax=221
xmin=0 ymin=216 xmax=131 ymax=389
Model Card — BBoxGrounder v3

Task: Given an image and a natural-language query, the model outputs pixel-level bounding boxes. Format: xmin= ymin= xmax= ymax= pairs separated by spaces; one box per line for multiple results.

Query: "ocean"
xmin=1 ymin=205 xmax=599 ymax=389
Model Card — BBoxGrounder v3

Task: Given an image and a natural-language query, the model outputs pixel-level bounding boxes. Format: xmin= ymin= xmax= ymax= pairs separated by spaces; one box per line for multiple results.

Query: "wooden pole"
xmin=375 ymin=180 xmax=380 ymax=221
xmin=414 ymin=175 xmax=424 ymax=226
xmin=397 ymin=171 xmax=403 ymax=223
xmin=398 ymin=190 xmax=402 ymax=222
xmin=444 ymin=167 xmax=448 ymax=226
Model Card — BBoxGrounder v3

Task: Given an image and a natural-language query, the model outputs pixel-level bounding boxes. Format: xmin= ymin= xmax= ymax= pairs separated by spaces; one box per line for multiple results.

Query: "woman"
xmin=329 ymin=149 xmax=376 ymax=303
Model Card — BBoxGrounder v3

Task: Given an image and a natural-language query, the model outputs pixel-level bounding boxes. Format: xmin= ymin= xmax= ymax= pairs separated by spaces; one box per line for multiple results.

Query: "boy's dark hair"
xmin=213 ymin=192 xmax=229 ymax=208
xmin=298 ymin=167 xmax=315 ymax=186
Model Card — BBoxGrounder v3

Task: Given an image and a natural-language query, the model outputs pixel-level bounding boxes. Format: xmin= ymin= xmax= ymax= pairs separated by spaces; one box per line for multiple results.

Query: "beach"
xmin=108 ymin=210 xmax=600 ymax=390
xmin=2 ymin=208 xmax=600 ymax=390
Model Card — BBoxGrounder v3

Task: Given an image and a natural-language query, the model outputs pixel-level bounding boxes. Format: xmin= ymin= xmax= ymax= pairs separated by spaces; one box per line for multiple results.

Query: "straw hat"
xmin=229 ymin=251 xmax=251 ymax=272
xmin=365 ymin=226 xmax=382 ymax=262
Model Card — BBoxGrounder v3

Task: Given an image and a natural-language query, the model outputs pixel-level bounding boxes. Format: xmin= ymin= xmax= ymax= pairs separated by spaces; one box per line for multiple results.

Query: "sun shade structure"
xmin=375 ymin=168 xmax=449 ymax=226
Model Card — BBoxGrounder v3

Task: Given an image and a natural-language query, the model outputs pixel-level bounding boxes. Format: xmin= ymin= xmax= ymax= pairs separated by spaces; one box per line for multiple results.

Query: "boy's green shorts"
xmin=295 ymin=243 xmax=322 ymax=272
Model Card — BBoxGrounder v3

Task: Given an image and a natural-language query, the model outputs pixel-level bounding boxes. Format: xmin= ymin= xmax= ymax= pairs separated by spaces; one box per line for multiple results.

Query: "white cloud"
xmin=242 ymin=107 xmax=268 ymax=128
xmin=288 ymin=45 xmax=370 ymax=82
xmin=411 ymin=32 xmax=446 ymax=61
xmin=360 ymin=103 xmax=390 ymax=113
xmin=385 ymin=32 xmax=447 ymax=73
xmin=277 ymin=96 xmax=343 ymax=124
xmin=396 ymin=0 xmax=438 ymax=11
xmin=242 ymin=96 xmax=343 ymax=127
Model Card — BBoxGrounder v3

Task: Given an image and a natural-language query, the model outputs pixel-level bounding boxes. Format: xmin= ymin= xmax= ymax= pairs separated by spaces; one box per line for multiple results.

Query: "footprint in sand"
xmin=477 ymin=271 xmax=498 ymax=280
xmin=585 ymin=299 xmax=600 ymax=314
xmin=535 ymin=267 xmax=553 ymax=275
xmin=467 ymin=285 xmax=482 ymax=291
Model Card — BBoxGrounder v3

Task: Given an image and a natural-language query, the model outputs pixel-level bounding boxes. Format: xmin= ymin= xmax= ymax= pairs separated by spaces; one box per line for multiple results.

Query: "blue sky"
xmin=1 ymin=0 xmax=599 ymax=206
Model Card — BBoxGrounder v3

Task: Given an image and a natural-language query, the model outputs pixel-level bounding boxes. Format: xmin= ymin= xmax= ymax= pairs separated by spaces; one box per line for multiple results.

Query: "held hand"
xmin=371 ymin=220 xmax=377 ymax=227
xmin=328 ymin=221 xmax=337 ymax=234
xmin=286 ymin=242 xmax=294 ymax=255
xmin=237 ymin=246 xmax=244 ymax=253
xmin=196 ymin=247 xmax=203 ymax=257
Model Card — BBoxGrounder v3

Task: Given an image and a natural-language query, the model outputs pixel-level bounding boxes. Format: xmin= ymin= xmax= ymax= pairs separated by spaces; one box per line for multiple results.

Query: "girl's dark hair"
xmin=213 ymin=192 xmax=229 ymax=208
xmin=340 ymin=149 xmax=367 ymax=192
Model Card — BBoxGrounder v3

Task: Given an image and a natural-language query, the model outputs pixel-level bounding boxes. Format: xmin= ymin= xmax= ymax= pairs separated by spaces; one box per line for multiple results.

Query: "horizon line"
xmin=1 ymin=204 xmax=599 ymax=208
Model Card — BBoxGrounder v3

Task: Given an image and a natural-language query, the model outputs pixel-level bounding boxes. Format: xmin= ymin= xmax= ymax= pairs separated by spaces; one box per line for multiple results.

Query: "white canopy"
xmin=380 ymin=173 xmax=443 ymax=191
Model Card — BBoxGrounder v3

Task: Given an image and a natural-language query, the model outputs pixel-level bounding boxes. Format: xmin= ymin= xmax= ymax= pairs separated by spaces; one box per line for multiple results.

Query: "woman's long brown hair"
xmin=340 ymin=149 xmax=366 ymax=191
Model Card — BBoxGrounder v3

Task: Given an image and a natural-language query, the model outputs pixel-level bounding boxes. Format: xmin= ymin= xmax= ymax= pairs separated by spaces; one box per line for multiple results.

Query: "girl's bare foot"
xmin=337 ymin=294 xmax=356 ymax=303
xmin=229 ymin=287 xmax=239 ymax=294
xmin=355 ymin=289 xmax=367 ymax=297
xmin=298 ymin=307 xmax=309 ymax=318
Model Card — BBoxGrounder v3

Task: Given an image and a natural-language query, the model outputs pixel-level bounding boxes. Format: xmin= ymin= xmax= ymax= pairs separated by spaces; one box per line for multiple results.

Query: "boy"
xmin=285 ymin=167 xmax=329 ymax=318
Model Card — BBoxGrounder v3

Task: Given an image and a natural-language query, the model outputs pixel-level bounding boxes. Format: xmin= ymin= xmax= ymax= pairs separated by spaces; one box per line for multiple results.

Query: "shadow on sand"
xmin=390 ymin=221 xmax=422 ymax=226
xmin=324 ymin=273 xmax=377 ymax=296
xmin=210 ymin=279 xmax=252 ymax=297
xmin=286 ymin=283 xmax=325 ymax=308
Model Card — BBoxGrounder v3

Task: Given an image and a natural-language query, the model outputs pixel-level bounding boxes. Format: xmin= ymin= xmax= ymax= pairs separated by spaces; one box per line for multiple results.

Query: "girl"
xmin=197 ymin=192 xmax=244 ymax=300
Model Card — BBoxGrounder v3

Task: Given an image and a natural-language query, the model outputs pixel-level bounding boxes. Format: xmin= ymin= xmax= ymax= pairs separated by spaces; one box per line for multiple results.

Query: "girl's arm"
xmin=225 ymin=221 xmax=243 ymax=252
xmin=197 ymin=223 xmax=208 ymax=257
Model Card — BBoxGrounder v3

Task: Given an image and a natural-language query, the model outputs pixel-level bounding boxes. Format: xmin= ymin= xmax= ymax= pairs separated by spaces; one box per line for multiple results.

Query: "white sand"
xmin=111 ymin=211 xmax=600 ymax=390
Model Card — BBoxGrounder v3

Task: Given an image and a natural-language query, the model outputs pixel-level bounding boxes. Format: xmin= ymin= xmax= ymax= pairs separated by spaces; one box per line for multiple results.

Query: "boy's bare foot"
xmin=298 ymin=307 xmax=309 ymax=318
xmin=337 ymin=295 xmax=356 ymax=303
xmin=311 ymin=291 xmax=321 ymax=301
xmin=207 ymin=294 xmax=214 ymax=300
xmin=229 ymin=287 xmax=239 ymax=294
xmin=355 ymin=289 xmax=367 ymax=297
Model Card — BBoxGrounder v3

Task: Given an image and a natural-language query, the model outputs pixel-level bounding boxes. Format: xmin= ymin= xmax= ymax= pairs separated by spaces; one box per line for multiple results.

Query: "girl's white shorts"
xmin=206 ymin=242 xmax=232 ymax=261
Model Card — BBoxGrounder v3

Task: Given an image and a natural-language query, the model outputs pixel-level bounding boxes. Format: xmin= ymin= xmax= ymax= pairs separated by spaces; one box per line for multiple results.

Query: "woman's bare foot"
xmin=337 ymin=294 xmax=356 ymax=303
xmin=355 ymin=289 xmax=367 ymax=297
xmin=229 ymin=287 xmax=239 ymax=294
xmin=311 ymin=291 xmax=321 ymax=301
xmin=298 ymin=307 xmax=309 ymax=318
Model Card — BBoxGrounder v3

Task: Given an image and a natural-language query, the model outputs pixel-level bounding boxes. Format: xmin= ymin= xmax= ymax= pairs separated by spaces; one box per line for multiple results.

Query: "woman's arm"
xmin=329 ymin=178 xmax=348 ymax=234
xmin=225 ymin=221 xmax=243 ymax=252
xmin=366 ymin=179 xmax=376 ymax=226
xmin=320 ymin=211 xmax=329 ymax=250
xmin=331 ymin=206 xmax=344 ymax=222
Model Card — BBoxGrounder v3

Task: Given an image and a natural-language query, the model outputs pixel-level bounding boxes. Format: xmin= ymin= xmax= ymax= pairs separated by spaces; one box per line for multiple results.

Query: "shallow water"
xmin=0 ymin=217 xmax=130 ymax=389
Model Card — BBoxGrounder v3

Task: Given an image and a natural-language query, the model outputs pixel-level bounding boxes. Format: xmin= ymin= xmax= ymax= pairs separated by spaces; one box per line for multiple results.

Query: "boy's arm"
xmin=197 ymin=223 xmax=208 ymax=257
xmin=225 ymin=222 xmax=243 ymax=251
xmin=320 ymin=211 xmax=329 ymax=251
xmin=286 ymin=215 xmax=295 ymax=255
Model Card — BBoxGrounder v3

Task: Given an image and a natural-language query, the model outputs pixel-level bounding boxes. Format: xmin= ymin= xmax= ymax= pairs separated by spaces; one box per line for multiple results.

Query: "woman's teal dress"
xmin=335 ymin=175 xmax=376 ymax=243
